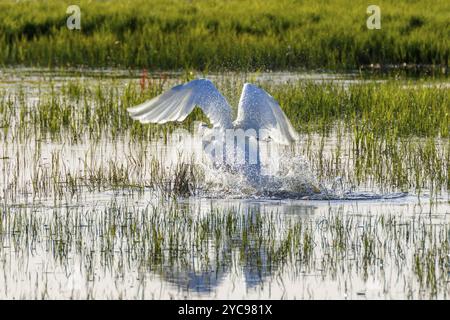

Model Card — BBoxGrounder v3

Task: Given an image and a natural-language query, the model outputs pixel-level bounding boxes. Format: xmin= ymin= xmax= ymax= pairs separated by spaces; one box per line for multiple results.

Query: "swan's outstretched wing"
xmin=235 ymin=83 xmax=299 ymax=144
xmin=128 ymin=79 xmax=233 ymax=128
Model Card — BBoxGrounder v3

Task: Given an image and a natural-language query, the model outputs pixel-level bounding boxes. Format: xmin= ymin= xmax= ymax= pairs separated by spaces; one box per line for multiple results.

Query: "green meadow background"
xmin=0 ymin=0 xmax=448 ymax=70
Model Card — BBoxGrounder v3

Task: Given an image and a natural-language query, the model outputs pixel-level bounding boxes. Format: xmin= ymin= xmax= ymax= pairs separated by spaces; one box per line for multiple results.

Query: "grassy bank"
xmin=0 ymin=0 xmax=448 ymax=71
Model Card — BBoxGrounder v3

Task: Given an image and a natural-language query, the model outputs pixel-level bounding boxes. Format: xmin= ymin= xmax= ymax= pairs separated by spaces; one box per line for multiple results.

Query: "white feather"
xmin=128 ymin=79 xmax=298 ymax=145
xmin=234 ymin=83 xmax=298 ymax=144
xmin=128 ymin=78 xmax=233 ymax=129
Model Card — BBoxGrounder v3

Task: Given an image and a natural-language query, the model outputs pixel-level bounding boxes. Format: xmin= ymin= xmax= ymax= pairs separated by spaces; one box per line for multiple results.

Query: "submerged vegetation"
xmin=0 ymin=0 xmax=448 ymax=71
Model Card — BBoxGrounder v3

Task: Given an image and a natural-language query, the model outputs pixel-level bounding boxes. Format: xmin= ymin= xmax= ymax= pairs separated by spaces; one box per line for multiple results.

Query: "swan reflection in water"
xmin=154 ymin=202 xmax=317 ymax=293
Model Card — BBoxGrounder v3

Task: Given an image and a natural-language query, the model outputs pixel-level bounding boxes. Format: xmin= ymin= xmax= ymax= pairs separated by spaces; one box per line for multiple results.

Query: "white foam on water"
xmin=172 ymin=136 xmax=408 ymax=201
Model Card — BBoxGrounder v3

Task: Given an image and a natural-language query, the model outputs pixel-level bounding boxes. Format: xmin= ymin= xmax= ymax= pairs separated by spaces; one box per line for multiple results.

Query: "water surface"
xmin=0 ymin=68 xmax=449 ymax=299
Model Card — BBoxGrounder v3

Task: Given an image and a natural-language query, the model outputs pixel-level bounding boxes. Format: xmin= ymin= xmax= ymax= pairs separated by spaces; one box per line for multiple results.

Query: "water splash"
xmin=170 ymin=132 xmax=408 ymax=201
xmin=196 ymin=150 xmax=407 ymax=201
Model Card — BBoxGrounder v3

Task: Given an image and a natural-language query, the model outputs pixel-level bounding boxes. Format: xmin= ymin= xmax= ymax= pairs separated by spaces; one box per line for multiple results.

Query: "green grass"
xmin=0 ymin=76 xmax=448 ymax=197
xmin=1 ymin=199 xmax=448 ymax=298
xmin=0 ymin=69 xmax=448 ymax=298
xmin=3 ymin=78 xmax=447 ymax=140
xmin=0 ymin=0 xmax=448 ymax=71
xmin=270 ymin=81 xmax=450 ymax=137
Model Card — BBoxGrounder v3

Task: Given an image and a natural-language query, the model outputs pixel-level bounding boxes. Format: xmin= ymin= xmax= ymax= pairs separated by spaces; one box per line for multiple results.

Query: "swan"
xmin=127 ymin=78 xmax=299 ymax=184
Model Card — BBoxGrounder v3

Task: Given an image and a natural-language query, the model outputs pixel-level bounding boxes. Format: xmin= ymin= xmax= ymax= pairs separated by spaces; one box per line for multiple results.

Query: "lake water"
xmin=0 ymin=68 xmax=449 ymax=299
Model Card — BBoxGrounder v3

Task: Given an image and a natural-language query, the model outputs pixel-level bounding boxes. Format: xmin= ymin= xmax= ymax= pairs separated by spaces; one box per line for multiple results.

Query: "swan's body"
xmin=128 ymin=79 xmax=299 ymax=183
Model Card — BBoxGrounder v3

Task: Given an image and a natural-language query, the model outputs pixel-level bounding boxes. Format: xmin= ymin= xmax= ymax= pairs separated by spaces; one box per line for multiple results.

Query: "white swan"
xmin=128 ymin=79 xmax=299 ymax=183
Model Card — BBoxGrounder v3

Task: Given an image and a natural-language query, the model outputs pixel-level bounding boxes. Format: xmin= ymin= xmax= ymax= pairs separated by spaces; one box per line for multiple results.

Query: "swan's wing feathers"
xmin=128 ymin=79 xmax=233 ymax=128
xmin=236 ymin=83 xmax=299 ymax=144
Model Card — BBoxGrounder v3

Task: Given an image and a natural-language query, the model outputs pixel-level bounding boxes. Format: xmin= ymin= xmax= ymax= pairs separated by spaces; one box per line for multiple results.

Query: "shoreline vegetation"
xmin=0 ymin=0 xmax=448 ymax=72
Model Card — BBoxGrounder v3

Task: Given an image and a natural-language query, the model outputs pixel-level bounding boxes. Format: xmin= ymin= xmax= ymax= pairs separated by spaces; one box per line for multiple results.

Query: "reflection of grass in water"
xmin=0 ymin=200 xmax=448 ymax=298
xmin=0 ymin=77 xmax=448 ymax=197
xmin=0 ymin=0 xmax=448 ymax=71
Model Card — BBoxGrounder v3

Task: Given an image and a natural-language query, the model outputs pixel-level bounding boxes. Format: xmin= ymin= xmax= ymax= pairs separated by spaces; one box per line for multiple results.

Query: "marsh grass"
xmin=0 ymin=199 xmax=448 ymax=298
xmin=1 ymin=75 xmax=447 ymax=200
xmin=0 ymin=0 xmax=448 ymax=71
xmin=0 ymin=71 xmax=449 ymax=299
xmin=271 ymin=81 xmax=449 ymax=138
